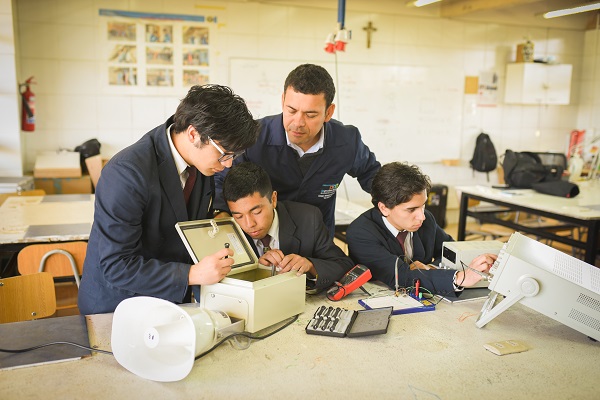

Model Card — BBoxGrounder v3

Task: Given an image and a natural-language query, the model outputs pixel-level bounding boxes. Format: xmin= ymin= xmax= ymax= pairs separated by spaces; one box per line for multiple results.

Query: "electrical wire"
xmin=1 ymin=314 xmax=300 ymax=359
xmin=194 ymin=313 xmax=299 ymax=360
xmin=0 ymin=341 xmax=113 ymax=355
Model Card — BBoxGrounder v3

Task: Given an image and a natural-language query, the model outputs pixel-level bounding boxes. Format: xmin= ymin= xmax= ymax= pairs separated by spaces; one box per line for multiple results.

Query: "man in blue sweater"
xmin=214 ymin=64 xmax=380 ymax=238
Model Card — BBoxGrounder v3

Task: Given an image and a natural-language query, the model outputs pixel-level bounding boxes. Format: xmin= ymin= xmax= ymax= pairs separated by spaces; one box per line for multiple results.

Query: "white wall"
xmin=12 ymin=0 xmax=594 ymax=220
xmin=0 ymin=0 xmax=22 ymax=176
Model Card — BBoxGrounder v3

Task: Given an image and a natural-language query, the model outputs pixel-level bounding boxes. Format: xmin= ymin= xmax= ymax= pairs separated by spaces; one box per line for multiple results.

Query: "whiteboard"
xmin=229 ymin=58 xmax=464 ymax=163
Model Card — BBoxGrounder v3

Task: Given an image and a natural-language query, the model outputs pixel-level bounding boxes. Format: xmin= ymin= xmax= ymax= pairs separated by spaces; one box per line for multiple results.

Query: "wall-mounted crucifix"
xmin=363 ymin=21 xmax=377 ymax=49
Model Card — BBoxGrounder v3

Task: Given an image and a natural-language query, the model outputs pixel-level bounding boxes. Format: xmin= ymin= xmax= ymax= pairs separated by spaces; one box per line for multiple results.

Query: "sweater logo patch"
xmin=319 ymin=183 xmax=339 ymax=200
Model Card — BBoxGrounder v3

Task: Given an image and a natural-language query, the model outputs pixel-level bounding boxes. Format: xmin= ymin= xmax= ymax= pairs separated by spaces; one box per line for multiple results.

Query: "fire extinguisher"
xmin=20 ymin=76 xmax=36 ymax=132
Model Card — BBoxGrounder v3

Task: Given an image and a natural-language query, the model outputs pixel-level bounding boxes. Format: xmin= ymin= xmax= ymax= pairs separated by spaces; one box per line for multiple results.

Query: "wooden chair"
xmin=0 ymin=189 xmax=47 ymax=278
xmin=17 ymin=241 xmax=87 ymax=317
xmin=0 ymin=272 xmax=56 ymax=323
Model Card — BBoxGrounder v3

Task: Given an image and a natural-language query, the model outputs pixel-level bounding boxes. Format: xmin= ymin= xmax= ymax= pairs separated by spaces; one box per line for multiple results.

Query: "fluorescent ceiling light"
xmin=413 ymin=0 xmax=442 ymax=7
xmin=543 ymin=3 xmax=600 ymax=18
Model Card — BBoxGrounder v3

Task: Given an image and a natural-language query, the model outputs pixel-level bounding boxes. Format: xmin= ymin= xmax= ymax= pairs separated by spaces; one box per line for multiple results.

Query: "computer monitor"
xmin=476 ymin=232 xmax=600 ymax=341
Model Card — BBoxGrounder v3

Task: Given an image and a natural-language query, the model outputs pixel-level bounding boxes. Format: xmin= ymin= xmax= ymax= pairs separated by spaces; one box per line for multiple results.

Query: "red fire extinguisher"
xmin=20 ymin=76 xmax=36 ymax=131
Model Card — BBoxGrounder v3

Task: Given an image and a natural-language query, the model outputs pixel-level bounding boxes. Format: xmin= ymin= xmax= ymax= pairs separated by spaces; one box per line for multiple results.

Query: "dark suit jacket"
xmin=214 ymin=114 xmax=380 ymax=237
xmin=78 ymin=116 xmax=213 ymax=314
xmin=347 ymin=207 xmax=459 ymax=297
xmin=248 ymin=201 xmax=354 ymax=291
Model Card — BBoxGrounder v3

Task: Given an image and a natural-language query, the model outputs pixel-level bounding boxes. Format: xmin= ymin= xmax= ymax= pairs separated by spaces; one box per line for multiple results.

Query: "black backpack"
xmin=502 ymin=150 xmax=563 ymax=189
xmin=470 ymin=132 xmax=497 ymax=181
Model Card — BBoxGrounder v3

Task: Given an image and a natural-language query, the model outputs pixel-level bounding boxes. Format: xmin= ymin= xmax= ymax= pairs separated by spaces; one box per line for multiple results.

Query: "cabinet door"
xmin=520 ymin=64 xmax=547 ymax=104
xmin=545 ymin=64 xmax=572 ymax=105
xmin=504 ymin=63 xmax=572 ymax=105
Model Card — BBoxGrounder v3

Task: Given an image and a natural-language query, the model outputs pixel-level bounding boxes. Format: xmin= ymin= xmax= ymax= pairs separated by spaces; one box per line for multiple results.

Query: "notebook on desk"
xmin=0 ymin=315 xmax=91 ymax=370
xmin=439 ymin=287 xmax=490 ymax=304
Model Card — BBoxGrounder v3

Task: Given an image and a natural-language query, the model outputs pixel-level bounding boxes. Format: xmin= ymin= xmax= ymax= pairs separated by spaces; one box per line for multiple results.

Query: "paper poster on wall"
xmin=107 ymin=22 xmax=136 ymax=41
xmin=109 ymin=45 xmax=137 ymax=64
xmin=100 ymin=9 xmax=214 ymax=89
xmin=183 ymin=70 xmax=209 ymax=86
xmin=145 ymin=24 xmax=172 ymax=43
xmin=183 ymin=26 xmax=209 ymax=45
xmin=108 ymin=67 xmax=137 ymax=86
xmin=147 ymin=68 xmax=173 ymax=87
xmin=477 ymin=71 xmax=498 ymax=107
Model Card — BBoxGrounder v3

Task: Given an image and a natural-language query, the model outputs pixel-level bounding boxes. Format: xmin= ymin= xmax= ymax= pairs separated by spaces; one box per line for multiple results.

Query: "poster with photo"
xmin=109 ymin=67 xmax=137 ymax=85
xmin=183 ymin=48 xmax=209 ymax=66
xmin=103 ymin=13 xmax=211 ymax=89
xmin=146 ymin=46 xmax=173 ymax=65
xmin=109 ymin=45 xmax=137 ymax=63
xmin=146 ymin=23 xmax=173 ymax=43
xmin=183 ymin=70 xmax=209 ymax=86
xmin=107 ymin=22 xmax=136 ymax=41
xmin=147 ymin=68 xmax=174 ymax=87
xmin=183 ymin=26 xmax=209 ymax=45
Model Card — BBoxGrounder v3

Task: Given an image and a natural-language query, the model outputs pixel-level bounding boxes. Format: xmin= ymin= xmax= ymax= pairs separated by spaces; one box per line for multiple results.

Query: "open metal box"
xmin=176 ymin=218 xmax=306 ymax=333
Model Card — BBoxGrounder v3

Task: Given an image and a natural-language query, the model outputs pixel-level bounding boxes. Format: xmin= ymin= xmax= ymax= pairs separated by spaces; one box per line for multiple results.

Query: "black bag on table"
xmin=502 ymin=150 xmax=563 ymax=189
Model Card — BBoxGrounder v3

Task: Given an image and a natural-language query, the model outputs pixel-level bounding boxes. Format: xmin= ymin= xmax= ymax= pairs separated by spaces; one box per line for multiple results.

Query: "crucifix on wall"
xmin=363 ymin=21 xmax=377 ymax=48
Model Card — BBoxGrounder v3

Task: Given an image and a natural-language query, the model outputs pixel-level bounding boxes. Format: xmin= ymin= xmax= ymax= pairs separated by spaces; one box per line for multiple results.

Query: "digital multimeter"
xmin=327 ymin=264 xmax=372 ymax=301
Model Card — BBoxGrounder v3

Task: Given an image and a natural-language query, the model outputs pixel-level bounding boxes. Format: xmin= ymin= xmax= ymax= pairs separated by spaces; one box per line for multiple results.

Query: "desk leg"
xmin=584 ymin=221 xmax=599 ymax=265
xmin=458 ymin=193 xmax=468 ymax=241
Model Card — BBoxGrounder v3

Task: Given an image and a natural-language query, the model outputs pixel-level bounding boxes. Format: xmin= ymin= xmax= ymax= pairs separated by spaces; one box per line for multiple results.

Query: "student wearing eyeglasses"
xmin=78 ymin=85 xmax=259 ymax=315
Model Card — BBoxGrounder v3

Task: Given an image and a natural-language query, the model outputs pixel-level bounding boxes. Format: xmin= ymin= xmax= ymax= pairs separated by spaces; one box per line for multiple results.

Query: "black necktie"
xmin=183 ymin=166 xmax=197 ymax=205
xmin=396 ymin=231 xmax=408 ymax=253
xmin=260 ymin=235 xmax=272 ymax=254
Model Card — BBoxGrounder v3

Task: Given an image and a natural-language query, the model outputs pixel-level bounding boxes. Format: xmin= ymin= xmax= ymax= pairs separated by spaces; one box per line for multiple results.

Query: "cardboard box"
xmin=34 ymin=175 xmax=92 ymax=194
xmin=34 ymin=151 xmax=81 ymax=178
xmin=0 ymin=176 xmax=35 ymax=194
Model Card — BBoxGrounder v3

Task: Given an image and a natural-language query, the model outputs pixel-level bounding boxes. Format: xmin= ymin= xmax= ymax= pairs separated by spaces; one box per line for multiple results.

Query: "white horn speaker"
xmin=111 ymin=296 xmax=232 ymax=382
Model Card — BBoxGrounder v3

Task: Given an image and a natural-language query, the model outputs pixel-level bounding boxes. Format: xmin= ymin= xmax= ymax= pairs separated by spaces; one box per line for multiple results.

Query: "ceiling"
xmin=247 ymin=0 xmax=600 ymax=30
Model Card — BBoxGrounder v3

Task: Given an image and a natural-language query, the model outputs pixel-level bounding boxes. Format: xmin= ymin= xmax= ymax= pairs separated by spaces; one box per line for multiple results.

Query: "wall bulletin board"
xmin=100 ymin=9 xmax=214 ymax=91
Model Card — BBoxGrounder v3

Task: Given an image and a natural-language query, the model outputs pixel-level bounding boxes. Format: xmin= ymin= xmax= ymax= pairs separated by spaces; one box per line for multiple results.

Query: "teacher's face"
xmin=281 ymin=87 xmax=335 ymax=152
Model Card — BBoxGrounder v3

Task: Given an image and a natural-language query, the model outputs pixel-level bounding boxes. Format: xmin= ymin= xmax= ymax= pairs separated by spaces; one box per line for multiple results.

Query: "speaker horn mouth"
xmin=112 ymin=296 xmax=230 ymax=382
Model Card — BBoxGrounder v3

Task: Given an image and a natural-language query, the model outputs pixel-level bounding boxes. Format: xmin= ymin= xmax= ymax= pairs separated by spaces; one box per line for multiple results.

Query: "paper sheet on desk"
xmin=359 ymin=295 xmax=426 ymax=311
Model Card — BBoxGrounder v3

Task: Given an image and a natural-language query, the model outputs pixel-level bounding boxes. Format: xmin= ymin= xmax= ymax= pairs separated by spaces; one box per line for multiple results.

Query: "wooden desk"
xmin=2 ymin=284 xmax=598 ymax=399
xmin=0 ymin=194 xmax=94 ymax=276
xmin=456 ymin=182 xmax=600 ymax=265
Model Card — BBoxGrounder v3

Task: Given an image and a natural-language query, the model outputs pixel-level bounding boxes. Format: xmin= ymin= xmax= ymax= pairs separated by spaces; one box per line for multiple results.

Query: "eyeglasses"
xmin=207 ymin=136 xmax=244 ymax=163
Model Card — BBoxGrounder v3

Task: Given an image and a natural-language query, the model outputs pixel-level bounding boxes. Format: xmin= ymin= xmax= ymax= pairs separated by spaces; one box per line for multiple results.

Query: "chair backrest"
xmin=0 ymin=272 xmax=56 ymax=323
xmin=17 ymin=241 xmax=87 ymax=279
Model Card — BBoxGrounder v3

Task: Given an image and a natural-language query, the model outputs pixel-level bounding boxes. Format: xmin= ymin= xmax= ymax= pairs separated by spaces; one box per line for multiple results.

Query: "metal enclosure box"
xmin=176 ymin=218 xmax=306 ymax=333
xmin=441 ymin=240 xmax=504 ymax=288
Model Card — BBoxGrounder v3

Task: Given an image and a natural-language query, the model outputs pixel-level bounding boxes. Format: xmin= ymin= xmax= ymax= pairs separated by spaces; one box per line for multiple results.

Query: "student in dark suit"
xmin=222 ymin=162 xmax=354 ymax=292
xmin=214 ymin=64 xmax=381 ymax=238
xmin=78 ymin=85 xmax=259 ymax=314
xmin=346 ymin=162 xmax=497 ymax=297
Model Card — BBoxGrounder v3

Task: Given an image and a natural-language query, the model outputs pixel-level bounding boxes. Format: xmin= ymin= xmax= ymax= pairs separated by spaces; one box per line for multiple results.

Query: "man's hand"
xmin=454 ymin=253 xmax=497 ymax=288
xmin=188 ymin=247 xmax=233 ymax=285
xmin=259 ymin=250 xmax=316 ymax=277
xmin=409 ymin=260 xmax=434 ymax=270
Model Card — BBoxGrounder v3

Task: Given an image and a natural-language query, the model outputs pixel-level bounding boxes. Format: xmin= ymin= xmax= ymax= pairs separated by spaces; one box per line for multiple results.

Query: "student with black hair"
xmin=346 ymin=162 xmax=497 ymax=297
xmin=79 ymin=85 xmax=259 ymax=314
xmin=223 ymin=162 xmax=354 ymax=292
